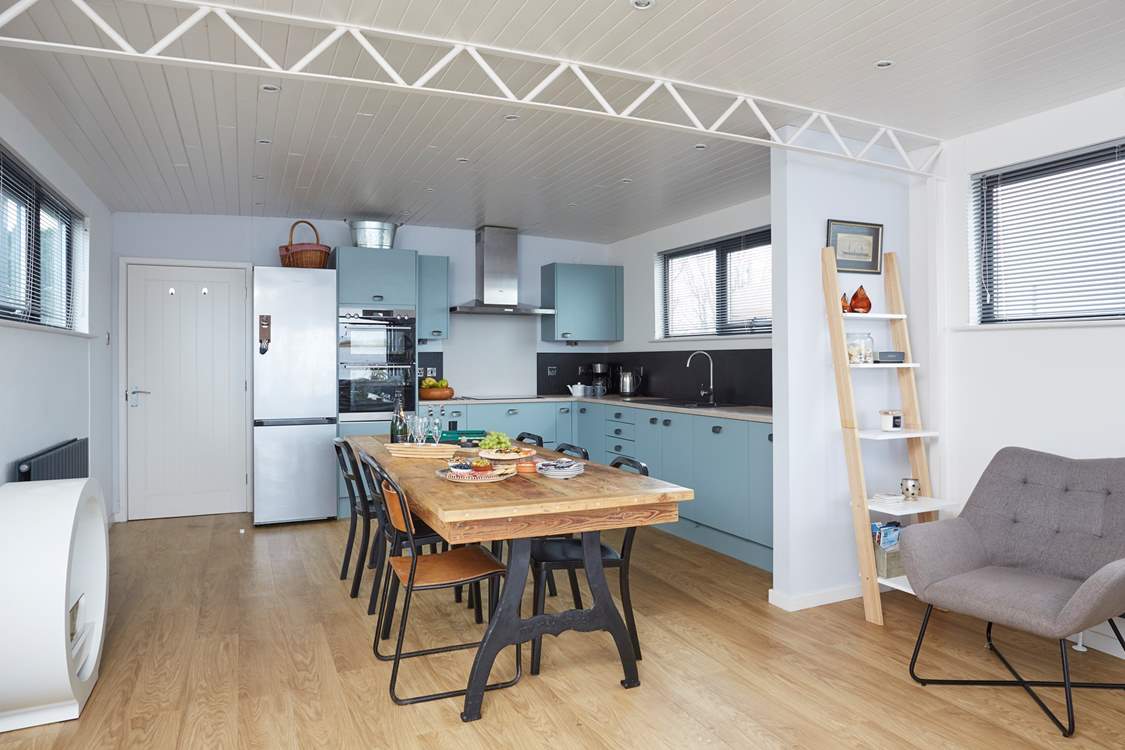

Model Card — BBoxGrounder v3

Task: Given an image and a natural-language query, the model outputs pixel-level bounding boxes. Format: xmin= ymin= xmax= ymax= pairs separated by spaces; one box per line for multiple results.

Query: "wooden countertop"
xmin=348 ymin=436 xmax=694 ymax=544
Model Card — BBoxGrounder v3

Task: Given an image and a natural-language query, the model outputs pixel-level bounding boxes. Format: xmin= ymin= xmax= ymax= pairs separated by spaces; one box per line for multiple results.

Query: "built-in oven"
xmin=338 ymin=307 xmax=416 ymax=416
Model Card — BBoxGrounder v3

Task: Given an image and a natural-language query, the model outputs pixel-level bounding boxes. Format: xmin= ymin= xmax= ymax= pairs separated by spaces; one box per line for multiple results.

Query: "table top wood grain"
xmin=348 ymin=436 xmax=694 ymax=544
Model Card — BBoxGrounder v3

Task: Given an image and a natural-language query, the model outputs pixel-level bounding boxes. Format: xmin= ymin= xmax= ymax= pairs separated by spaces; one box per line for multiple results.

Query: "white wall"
xmin=606 ymin=196 xmax=772 ymax=353
xmin=769 ymin=148 xmax=925 ymax=610
xmin=934 ymin=85 xmax=1125 ymax=657
xmin=0 ymin=91 xmax=112 ymax=517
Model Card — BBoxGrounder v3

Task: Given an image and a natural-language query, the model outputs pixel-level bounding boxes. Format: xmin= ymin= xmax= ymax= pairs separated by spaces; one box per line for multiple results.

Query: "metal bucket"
xmin=349 ymin=219 xmax=397 ymax=249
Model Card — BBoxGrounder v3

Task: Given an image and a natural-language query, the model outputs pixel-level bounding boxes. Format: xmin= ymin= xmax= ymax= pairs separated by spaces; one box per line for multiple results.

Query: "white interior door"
xmin=126 ymin=264 xmax=248 ymax=520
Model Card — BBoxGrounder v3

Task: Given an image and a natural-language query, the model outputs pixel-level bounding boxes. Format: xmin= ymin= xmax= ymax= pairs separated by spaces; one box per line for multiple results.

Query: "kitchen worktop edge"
xmin=417 ymin=394 xmax=772 ymax=423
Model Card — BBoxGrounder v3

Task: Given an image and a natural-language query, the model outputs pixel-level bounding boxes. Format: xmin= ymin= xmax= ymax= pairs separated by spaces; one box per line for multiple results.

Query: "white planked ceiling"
xmin=1 ymin=0 xmax=1124 ymax=242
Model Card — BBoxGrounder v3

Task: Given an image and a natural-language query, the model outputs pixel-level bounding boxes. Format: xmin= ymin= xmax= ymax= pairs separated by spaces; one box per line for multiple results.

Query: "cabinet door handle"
xmin=712 ymin=425 xmax=722 ymax=434
xmin=768 ymin=433 xmax=773 ymax=442
xmin=372 ymin=294 xmax=384 ymax=301
xmin=451 ymin=410 xmax=462 ymax=417
xmin=613 ymin=411 xmax=622 ymax=419
xmin=662 ymin=419 xmax=671 ymax=427
xmin=559 ymin=408 xmax=570 ymax=414
xmin=649 ymin=417 xmax=658 ymax=424
xmin=431 ymin=330 xmax=442 ymax=336
xmin=506 ymin=408 xmax=519 ymax=415
xmin=579 ymin=407 xmax=587 ymax=414
xmin=561 ymin=332 xmax=572 ymax=338
xmin=614 ymin=428 xmax=622 ymax=435
xmin=614 ymin=444 xmax=623 ymax=452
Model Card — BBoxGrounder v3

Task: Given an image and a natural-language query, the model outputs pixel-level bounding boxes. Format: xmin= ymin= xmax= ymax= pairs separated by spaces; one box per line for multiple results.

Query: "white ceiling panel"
xmin=1 ymin=0 xmax=1123 ymax=242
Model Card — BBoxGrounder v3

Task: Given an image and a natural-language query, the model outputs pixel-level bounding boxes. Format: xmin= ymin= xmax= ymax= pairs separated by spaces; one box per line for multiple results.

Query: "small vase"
xmin=840 ymin=293 xmax=849 ymax=313
xmin=849 ymin=285 xmax=872 ymax=314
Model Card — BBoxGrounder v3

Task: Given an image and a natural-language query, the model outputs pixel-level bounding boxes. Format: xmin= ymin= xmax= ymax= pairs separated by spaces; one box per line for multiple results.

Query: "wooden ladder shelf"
xmin=821 ymin=248 xmax=937 ymax=626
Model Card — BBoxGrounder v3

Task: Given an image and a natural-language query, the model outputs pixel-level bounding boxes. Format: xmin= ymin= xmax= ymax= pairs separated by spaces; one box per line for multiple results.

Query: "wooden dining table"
xmin=347 ymin=435 xmax=694 ymax=721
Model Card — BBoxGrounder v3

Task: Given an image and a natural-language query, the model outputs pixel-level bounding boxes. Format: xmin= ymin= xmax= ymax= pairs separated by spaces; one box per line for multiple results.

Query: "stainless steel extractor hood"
xmin=450 ymin=225 xmax=554 ymax=315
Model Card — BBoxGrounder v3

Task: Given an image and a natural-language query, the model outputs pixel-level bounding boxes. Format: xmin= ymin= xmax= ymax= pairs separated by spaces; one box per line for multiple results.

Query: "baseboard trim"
xmin=768 ymin=581 xmax=863 ymax=612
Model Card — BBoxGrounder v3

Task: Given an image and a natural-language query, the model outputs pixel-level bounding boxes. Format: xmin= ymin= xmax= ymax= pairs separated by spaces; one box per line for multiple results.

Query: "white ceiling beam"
xmin=0 ymin=0 xmax=944 ymax=177
xmin=819 ymin=114 xmax=853 ymax=158
xmin=70 ymin=0 xmax=135 ymax=53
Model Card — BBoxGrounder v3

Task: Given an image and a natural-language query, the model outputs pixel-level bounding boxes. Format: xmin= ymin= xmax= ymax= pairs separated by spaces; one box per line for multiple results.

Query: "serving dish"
xmin=479 ymin=448 xmax=536 ymax=461
xmin=436 ymin=466 xmax=517 ymax=483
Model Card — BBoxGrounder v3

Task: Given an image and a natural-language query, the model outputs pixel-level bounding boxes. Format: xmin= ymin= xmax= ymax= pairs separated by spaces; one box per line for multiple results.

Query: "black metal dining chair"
xmin=363 ymin=453 xmax=522 ymax=706
xmin=555 ymin=442 xmax=590 ymax=460
xmin=333 ymin=438 xmax=380 ymax=599
xmin=529 ymin=455 xmax=647 ymax=675
xmin=516 ymin=432 xmax=544 ymax=447
xmin=540 ymin=442 xmax=591 ymax=601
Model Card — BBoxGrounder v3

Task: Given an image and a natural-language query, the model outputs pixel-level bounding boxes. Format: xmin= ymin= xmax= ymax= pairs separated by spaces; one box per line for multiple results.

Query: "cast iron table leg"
xmin=460 ymin=531 xmax=640 ymax=722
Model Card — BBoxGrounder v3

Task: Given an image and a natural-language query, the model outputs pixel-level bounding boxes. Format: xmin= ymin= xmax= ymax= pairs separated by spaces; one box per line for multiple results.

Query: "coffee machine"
xmin=590 ymin=363 xmax=611 ymax=396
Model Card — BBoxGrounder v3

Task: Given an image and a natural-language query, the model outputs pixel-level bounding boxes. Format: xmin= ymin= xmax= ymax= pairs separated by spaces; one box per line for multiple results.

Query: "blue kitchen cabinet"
xmin=631 ymin=409 xmax=663 ymax=477
xmin=467 ymin=402 xmax=556 ymax=444
xmin=416 ymin=254 xmax=449 ymax=340
xmin=746 ymin=422 xmax=773 ymax=547
xmin=336 ymin=421 xmax=389 ymax=517
xmin=554 ymin=403 xmax=575 ymax=447
xmin=332 ymin=247 xmax=417 ymax=307
xmin=440 ymin=403 xmax=470 ymax=432
xmin=688 ymin=417 xmax=752 ymax=539
xmin=657 ymin=413 xmax=693 ymax=493
xmin=540 ymin=263 xmax=624 ymax=342
xmin=574 ymin=402 xmax=606 ymax=463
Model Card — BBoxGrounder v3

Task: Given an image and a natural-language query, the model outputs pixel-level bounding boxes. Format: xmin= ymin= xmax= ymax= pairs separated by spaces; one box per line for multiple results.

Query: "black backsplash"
xmin=536 ymin=349 xmax=772 ymax=407
xmin=418 ymin=351 xmax=443 ymax=381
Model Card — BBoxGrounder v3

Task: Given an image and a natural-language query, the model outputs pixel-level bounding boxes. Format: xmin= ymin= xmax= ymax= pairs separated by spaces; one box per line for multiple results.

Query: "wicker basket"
xmin=279 ymin=220 xmax=330 ymax=268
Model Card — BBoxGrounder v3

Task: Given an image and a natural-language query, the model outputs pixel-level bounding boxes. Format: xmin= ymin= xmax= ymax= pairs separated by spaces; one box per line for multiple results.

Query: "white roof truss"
xmin=0 ymin=0 xmax=944 ymax=177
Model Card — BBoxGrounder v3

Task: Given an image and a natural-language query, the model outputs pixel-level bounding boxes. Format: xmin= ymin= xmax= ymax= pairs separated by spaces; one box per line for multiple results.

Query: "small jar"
xmin=846 ymin=332 xmax=874 ymax=364
xmin=879 ymin=409 xmax=903 ymax=431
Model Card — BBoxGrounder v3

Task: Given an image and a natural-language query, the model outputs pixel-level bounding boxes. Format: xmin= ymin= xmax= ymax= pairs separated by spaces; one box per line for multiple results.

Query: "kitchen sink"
xmin=638 ymin=398 xmax=727 ymax=408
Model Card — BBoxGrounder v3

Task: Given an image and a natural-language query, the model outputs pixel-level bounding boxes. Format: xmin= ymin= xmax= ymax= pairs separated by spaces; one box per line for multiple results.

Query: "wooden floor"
xmin=4 ymin=514 xmax=1124 ymax=749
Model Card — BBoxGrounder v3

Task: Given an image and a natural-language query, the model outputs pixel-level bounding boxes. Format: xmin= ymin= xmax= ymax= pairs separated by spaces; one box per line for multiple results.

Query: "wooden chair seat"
xmin=389 ymin=545 xmax=505 ymax=589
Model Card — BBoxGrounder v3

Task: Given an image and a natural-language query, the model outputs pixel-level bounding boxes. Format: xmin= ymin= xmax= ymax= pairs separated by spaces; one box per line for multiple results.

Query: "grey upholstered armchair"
xmin=901 ymin=447 xmax=1125 ymax=738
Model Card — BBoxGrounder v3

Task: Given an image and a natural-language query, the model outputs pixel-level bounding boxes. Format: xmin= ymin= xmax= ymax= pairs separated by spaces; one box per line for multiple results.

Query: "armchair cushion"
xmin=900 ymin=517 xmax=989 ymax=598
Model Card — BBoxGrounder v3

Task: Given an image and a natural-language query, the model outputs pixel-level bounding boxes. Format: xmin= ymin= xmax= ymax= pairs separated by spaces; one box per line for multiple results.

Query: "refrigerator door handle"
xmin=258 ymin=314 xmax=271 ymax=354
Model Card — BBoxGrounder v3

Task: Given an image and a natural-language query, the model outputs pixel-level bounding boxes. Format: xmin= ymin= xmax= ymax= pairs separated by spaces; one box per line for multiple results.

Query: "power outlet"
xmin=547 ymin=366 xmax=558 ymax=376
xmin=425 ymin=367 xmax=438 ymax=377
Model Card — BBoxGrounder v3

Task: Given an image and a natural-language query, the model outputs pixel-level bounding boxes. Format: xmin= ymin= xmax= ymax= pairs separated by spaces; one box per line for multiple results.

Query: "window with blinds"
xmin=971 ymin=138 xmax=1125 ymax=324
xmin=656 ymin=227 xmax=771 ymax=338
xmin=0 ymin=144 xmax=86 ymax=331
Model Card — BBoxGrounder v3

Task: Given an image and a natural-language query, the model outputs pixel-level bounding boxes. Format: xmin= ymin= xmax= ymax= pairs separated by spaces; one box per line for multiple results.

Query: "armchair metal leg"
xmin=909 ymin=604 xmax=1124 ymax=738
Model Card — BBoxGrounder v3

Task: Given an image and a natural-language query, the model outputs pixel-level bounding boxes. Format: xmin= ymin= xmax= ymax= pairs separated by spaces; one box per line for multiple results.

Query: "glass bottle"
xmin=390 ymin=393 xmax=408 ymax=444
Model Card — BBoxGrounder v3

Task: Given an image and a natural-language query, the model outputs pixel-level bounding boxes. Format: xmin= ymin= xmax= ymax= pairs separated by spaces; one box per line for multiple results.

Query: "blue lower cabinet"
xmin=467 ymin=402 xmax=556 ymax=444
xmin=657 ymin=413 xmax=693 ymax=491
xmin=688 ymin=418 xmax=751 ymax=539
xmin=746 ymin=422 xmax=773 ymax=548
xmin=574 ymin=403 xmax=605 ymax=463
xmin=336 ymin=421 xmax=389 ymax=518
xmin=632 ymin=410 xmax=663 ymax=477
xmin=605 ymin=435 xmax=635 ymax=459
xmin=555 ymin=403 xmax=575 ymax=446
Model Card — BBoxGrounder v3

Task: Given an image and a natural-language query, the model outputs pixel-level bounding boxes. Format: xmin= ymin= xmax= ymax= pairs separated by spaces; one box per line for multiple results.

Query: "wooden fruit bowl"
xmin=419 ymin=387 xmax=454 ymax=400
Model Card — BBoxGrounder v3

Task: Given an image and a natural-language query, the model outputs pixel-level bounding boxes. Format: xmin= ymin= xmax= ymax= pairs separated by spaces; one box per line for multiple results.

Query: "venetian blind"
xmin=656 ymin=227 xmax=771 ymax=337
xmin=0 ymin=144 xmax=86 ymax=331
xmin=971 ymin=138 xmax=1125 ymax=324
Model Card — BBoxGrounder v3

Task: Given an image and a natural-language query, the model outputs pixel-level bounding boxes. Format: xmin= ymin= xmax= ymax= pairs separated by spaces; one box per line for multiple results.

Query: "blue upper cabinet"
xmin=540 ymin=263 xmax=624 ymax=342
xmin=416 ymin=254 xmax=449 ymax=339
xmin=332 ymin=247 xmax=417 ymax=307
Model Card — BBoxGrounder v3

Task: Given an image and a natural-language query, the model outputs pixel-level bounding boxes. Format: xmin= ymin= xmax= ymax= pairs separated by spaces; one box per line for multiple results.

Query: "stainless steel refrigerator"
xmin=252 ymin=266 xmax=338 ymax=524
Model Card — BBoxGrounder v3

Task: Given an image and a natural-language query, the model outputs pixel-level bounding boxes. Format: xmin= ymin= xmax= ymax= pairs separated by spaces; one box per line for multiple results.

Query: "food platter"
xmin=436 ymin=467 xmax=517 ymax=484
xmin=478 ymin=448 xmax=536 ymax=461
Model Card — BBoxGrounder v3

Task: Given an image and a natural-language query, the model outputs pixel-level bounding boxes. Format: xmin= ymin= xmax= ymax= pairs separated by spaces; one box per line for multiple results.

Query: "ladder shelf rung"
xmin=867 ymin=495 xmax=959 ymax=516
xmin=857 ymin=429 xmax=937 ymax=441
xmin=849 ymin=362 xmax=918 ymax=369
xmin=877 ymin=575 xmax=914 ymax=594
xmin=842 ymin=312 xmax=906 ymax=320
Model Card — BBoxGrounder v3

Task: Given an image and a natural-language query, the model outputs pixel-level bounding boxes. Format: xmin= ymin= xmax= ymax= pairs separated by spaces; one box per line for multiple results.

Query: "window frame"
xmin=0 ymin=144 xmax=79 ymax=330
xmin=971 ymin=138 xmax=1125 ymax=326
xmin=658 ymin=227 xmax=771 ymax=339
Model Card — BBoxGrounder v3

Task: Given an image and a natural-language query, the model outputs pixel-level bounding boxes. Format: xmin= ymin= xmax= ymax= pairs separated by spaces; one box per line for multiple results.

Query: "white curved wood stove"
xmin=0 ymin=478 xmax=108 ymax=732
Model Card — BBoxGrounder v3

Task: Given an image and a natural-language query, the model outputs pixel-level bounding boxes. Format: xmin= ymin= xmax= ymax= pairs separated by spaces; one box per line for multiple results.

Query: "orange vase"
xmin=849 ymin=285 xmax=872 ymax=314
xmin=841 ymin=293 xmax=849 ymax=312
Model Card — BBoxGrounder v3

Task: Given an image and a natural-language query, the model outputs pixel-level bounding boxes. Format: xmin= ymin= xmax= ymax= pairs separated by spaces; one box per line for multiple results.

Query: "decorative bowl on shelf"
xmin=419 ymin=387 xmax=454 ymax=400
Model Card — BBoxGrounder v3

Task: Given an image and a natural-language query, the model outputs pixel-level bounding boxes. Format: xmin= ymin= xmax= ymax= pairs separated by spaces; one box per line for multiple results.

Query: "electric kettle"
xmin=618 ymin=367 xmax=642 ymax=397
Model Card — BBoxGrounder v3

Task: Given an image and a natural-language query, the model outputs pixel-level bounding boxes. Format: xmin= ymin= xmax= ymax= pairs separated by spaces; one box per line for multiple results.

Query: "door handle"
xmin=559 ymin=408 xmax=570 ymax=414
xmin=613 ymin=411 xmax=622 ymax=419
xmin=431 ymin=330 xmax=442 ymax=336
xmin=372 ymin=294 xmax=384 ymax=301
xmin=649 ymin=417 xmax=658 ymax=424
xmin=662 ymin=419 xmax=671 ymax=426
xmin=614 ymin=444 xmax=623 ymax=452
xmin=506 ymin=408 xmax=519 ymax=415
xmin=451 ymin=410 xmax=462 ymax=417
xmin=579 ymin=408 xmax=587 ymax=414
xmin=128 ymin=386 xmax=151 ymax=408
xmin=712 ymin=425 xmax=722 ymax=434
xmin=561 ymin=332 xmax=572 ymax=338
xmin=768 ymin=433 xmax=773 ymax=442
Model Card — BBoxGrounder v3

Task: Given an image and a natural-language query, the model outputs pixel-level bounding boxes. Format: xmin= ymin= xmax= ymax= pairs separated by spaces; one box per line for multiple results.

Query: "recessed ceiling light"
xmin=630 ymin=0 xmax=655 ymax=9
xmin=874 ymin=59 xmax=894 ymax=69
xmin=423 ymin=187 xmax=434 ymax=192
xmin=287 ymin=152 xmax=303 ymax=157
xmin=456 ymin=156 xmax=470 ymax=163
xmin=503 ymin=113 xmax=520 ymax=121
xmin=694 ymin=143 xmax=708 ymax=150
xmin=253 ymin=175 xmax=266 ymax=180
xmin=567 ymin=202 xmax=578 ymax=207
xmin=256 ymin=138 xmax=272 ymax=144
xmin=259 ymin=83 xmax=281 ymax=93
xmin=620 ymin=177 xmax=633 ymax=184
xmin=173 ymin=162 xmax=189 ymax=168
xmin=356 ymin=112 xmax=375 ymax=117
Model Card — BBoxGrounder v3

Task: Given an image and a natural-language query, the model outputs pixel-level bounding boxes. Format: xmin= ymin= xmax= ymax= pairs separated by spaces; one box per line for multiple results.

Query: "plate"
xmin=479 ymin=448 xmax=536 ymax=461
xmin=436 ymin=467 xmax=517 ymax=483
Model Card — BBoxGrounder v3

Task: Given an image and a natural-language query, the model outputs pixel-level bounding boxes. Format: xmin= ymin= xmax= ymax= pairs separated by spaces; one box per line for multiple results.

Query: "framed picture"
xmin=827 ymin=219 xmax=883 ymax=274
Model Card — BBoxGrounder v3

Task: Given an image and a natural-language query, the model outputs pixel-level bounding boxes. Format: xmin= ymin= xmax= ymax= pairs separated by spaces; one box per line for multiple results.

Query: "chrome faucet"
xmin=686 ymin=350 xmax=715 ymax=405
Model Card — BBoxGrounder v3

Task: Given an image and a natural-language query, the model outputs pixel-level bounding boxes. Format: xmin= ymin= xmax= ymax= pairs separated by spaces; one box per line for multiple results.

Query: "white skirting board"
xmin=768 ymin=581 xmax=864 ymax=612
xmin=1069 ymin=619 xmax=1125 ymax=660
xmin=0 ymin=478 xmax=108 ymax=733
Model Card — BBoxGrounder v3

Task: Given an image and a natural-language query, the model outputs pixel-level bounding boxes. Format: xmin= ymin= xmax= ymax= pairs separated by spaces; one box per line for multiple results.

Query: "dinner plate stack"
xmin=535 ymin=459 xmax=585 ymax=480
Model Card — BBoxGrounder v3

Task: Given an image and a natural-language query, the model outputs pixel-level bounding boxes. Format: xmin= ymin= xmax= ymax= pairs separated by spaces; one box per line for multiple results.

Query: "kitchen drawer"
xmin=605 ymin=435 xmax=636 ymax=458
xmin=605 ymin=421 xmax=635 ymax=441
xmin=467 ymin=402 xmax=556 ymax=444
xmin=605 ymin=407 xmax=634 ymax=424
